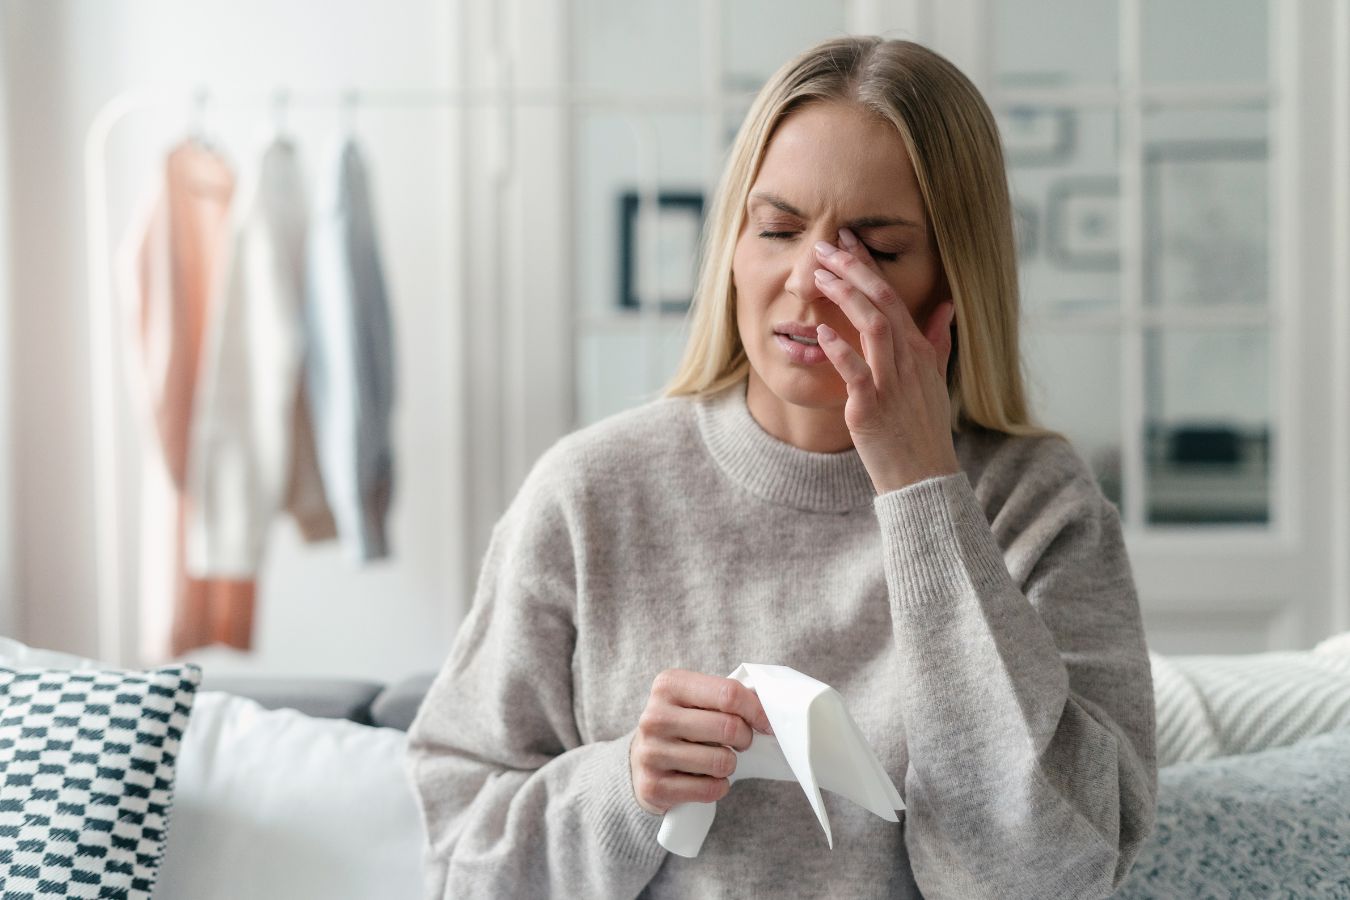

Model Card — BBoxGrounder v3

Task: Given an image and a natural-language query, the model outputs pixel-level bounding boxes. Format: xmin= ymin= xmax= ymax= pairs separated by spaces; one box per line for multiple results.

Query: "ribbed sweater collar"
xmin=694 ymin=378 xmax=878 ymax=513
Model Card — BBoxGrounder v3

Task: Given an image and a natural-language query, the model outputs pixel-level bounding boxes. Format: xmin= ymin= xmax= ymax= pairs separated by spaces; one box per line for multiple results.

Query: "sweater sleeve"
xmin=873 ymin=455 xmax=1157 ymax=900
xmin=406 ymin=449 xmax=668 ymax=899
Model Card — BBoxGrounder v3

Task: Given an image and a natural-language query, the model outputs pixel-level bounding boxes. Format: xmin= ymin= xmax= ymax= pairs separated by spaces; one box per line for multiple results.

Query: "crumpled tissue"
xmin=657 ymin=663 xmax=904 ymax=858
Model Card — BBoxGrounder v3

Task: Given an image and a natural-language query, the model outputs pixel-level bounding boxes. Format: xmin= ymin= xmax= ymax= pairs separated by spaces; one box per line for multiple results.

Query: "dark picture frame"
xmin=1046 ymin=177 xmax=1119 ymax=270
xmin=618 ymin=190 xmax=704 ymax=313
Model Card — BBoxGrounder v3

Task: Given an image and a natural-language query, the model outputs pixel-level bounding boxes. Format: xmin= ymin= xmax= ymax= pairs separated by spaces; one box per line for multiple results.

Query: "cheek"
xmin=731 ymin=243 xmax=764 ymax=308
xmin=732 ymin=237 xmax=781 ymax=294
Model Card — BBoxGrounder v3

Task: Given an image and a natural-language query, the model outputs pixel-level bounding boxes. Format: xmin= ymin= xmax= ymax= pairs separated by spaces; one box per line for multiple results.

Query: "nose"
xmin=785 ymin=227 xmax=834 ymax=304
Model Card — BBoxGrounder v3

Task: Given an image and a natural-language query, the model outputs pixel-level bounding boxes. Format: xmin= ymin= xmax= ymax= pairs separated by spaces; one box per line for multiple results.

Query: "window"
xmin=995 ymin=0 xmax=1278 ymax=530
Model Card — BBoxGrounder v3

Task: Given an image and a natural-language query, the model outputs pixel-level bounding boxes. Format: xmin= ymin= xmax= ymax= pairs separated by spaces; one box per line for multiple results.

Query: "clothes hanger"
xmin=341 ymin=88 xmax=359 ymax=142
xmin=187 ymin=85 xmax=218 ymax=154
xmin=271 ymin=86 xmax=292 ymax=145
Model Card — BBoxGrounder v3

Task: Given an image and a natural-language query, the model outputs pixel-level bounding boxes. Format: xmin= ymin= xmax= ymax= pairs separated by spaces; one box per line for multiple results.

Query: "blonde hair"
xmin=662 ymin=36 xmax=1060 ymax=440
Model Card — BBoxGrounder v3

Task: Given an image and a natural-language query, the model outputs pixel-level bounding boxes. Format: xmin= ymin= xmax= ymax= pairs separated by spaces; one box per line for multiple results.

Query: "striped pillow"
xmin=1150 ymin=645 xmax=1350 ymax=768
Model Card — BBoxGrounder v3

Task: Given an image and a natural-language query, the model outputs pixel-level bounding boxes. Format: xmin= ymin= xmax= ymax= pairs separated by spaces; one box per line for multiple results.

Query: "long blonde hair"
xmin=663 ymin=36 xmax=1059 ymax=440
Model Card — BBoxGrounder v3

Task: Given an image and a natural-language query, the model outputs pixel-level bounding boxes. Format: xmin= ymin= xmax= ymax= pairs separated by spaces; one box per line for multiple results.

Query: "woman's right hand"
xmin=629 ymin=669 xmax=775 ymax=816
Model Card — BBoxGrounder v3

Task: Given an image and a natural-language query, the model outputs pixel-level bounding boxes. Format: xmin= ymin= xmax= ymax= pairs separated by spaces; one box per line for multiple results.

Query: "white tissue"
xmin=657 ymin=663 xmax=904 ymax=858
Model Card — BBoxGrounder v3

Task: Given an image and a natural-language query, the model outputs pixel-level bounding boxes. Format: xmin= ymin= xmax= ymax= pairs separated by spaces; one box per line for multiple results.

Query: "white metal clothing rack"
xmin=83 ymin=84 xmax=724 ymax=666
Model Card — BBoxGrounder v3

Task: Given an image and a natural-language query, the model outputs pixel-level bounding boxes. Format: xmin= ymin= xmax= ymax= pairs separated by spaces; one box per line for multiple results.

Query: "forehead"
xmin=749 ymin=102 xmax=923 ymax=220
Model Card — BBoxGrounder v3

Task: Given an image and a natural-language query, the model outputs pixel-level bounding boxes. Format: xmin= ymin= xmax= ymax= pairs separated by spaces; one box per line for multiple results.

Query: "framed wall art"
xmin=618 ymin=190 xmax=704 ymax=313
xmin=1046 ymin=177 xmax=1120 ymax=271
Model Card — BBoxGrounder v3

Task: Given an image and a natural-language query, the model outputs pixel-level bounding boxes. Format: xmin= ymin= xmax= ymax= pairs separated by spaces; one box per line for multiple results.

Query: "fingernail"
xmin=817 ymin=323 xmax=837 ymax=341
xmin=838 ymin=227 xmax=856 ymax=247
xmin=814 ymin=268 xmax=838 ymax=283
xmin=760 ymin=721 xmax=774 ymax=736
xmin=814 ymin=241 xmax=837 ymax=258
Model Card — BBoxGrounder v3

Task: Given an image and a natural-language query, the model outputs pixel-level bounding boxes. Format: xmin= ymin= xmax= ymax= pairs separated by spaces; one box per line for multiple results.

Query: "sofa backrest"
xmin=199 ymin=672 xmax=436 ymax=730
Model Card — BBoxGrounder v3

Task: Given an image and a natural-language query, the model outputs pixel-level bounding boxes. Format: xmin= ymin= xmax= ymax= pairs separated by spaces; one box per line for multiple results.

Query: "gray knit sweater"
xmin=406 ymin=376 xmax=1158 ymax=899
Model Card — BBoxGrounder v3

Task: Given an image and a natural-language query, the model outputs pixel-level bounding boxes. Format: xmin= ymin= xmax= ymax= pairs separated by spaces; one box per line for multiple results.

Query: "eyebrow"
xmin=748 ymin=191 xmax=923 ymax=230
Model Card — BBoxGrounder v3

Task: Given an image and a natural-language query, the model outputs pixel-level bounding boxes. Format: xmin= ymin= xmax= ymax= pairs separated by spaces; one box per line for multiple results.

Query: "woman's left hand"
xmin=812 ymin=227 xmax=960 ymax=495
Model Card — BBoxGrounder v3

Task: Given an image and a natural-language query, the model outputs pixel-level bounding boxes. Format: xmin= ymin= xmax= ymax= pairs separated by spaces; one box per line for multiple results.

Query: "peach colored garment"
xmin=119 ymin=139 xmax=258 ymax=660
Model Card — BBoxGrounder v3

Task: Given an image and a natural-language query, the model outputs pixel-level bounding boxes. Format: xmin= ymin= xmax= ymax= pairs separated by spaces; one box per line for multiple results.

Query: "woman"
xmin=408 ymin=36 xmax=1157 ymax=899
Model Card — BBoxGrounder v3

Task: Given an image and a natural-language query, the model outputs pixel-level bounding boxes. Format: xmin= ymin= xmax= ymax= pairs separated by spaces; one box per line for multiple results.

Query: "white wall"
xmin=0 ymin=3 xmax=15 ymax=639
xmin=1 ymin=0 xmax=468 ymax=681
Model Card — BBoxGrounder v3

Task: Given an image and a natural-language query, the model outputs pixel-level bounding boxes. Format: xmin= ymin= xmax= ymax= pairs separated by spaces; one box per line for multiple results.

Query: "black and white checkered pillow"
xmin=0 ymin=663 xmax=201 ymax=899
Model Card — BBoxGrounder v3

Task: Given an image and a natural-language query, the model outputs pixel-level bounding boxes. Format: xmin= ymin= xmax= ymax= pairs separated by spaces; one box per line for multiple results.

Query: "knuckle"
xmin=717 ymin=680 xmax=736 ymax=712
xmin=721 ymin=713 xmax=740 ymax=746
xmin=648 ymin=778 xmax=672 ymax=807
xmin=873 ymin=285 xmax=899 ymax=307
xmin=652 ymin=670 xmax=676 ymax=697
xmin=862 ymin=315 xmax=890 ymax=339
xmin=706 ymin=778 xmax=730 ymax=803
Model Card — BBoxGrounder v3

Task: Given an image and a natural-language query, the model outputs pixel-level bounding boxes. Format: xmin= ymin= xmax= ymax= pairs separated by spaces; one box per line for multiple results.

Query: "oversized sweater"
xmin=406 ymin=375 xmax=1158 ymax=899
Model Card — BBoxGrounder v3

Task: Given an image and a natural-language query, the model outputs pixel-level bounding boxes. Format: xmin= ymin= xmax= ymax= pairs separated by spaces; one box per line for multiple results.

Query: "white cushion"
xmin=1151 ymin=638 xmax=1350 ymax=768
xmin=1313 ymin=629 xmax=1350 ymax=662
xmin=155 ymin=691 xmax=426 ymax=900
xmin=0 ymin=636 xmax=104 ymax=671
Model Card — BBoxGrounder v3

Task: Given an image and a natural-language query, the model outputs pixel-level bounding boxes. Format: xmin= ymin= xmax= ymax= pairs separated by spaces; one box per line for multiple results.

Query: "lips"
xmin=775 ymin=333 xmax=829 ymax=364
xmin=773 ymin=322 xmax=824 ymax=339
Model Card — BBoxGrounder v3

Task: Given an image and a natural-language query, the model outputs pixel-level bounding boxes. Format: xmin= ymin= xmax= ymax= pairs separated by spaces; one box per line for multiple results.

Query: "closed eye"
xmin=756 ymin=230 xmax=900 ymax=263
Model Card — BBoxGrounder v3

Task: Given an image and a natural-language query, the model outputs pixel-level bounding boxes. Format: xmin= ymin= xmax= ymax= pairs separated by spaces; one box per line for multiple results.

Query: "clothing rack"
xmin=84 ymin=84 xmax=731 ymax=667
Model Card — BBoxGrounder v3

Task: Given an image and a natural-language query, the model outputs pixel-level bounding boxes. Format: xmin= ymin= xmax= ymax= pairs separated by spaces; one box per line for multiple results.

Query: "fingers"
xmin=631 ymin=767 xmax=730 ymax=814
xmin=817 ymin=323 xmax=880 ymax=417
xmin=836 ymin=227 xmax=880 ymax=273
xmin=638 ymin=702 xmax=756 ymax=751
xmin=651 ymin=669 xmax=773 ymax=736
xmin=631 ymin=669 xmax=776 ymax=816
xmin=824 ymin=230 xmax=928 ymax=348
xmin=816 ymin=236 xmax=956 ymax=389
xmin=924 ymin=300 xmax=956 ymax=379
xmin=641 ymin=735 xmax=739 ymax=780
xmin=813 ymin=249 xmax=896 ymax=389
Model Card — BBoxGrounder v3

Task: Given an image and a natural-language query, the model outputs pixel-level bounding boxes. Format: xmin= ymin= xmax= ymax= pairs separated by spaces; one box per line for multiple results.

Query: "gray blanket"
xmin=1115 ymin=727 xmax=1350 ymax=898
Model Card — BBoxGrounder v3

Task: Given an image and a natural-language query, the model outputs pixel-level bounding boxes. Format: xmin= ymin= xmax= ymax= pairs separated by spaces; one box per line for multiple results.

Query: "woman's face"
xmin=732 ymin=101 xmax=949 ymax=414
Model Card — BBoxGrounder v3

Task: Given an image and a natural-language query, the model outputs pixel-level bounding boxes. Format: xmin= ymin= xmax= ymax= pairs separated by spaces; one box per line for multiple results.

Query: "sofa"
xmin=3 ymin=635 xmax=1350 ymax=899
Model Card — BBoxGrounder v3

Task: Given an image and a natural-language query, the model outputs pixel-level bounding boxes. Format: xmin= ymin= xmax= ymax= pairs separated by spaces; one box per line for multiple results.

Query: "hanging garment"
xmin=185 ymin=134 xmax=336 ymax=582
xmin=115 ymin=136 xmax=257 ymax=663
xmin=303 ymin=135 xmax=396 ymax=562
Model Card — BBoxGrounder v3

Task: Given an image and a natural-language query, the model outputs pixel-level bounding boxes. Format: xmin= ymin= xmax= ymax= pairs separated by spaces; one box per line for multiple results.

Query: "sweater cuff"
xmin=574 ymin=729 xmax=668 ymax=870
xmin=873 ymin=472 xmax=1012 ymax=610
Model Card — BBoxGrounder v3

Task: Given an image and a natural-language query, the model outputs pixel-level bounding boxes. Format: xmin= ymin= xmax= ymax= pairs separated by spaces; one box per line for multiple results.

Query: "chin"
xmin=755 ymin=358 xmax=847 ymax=409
